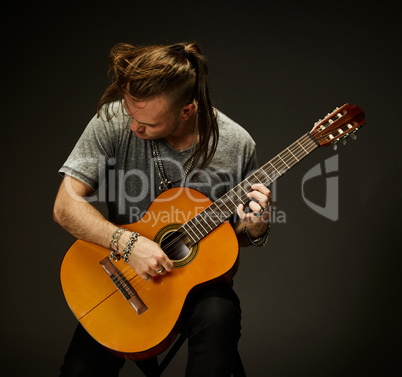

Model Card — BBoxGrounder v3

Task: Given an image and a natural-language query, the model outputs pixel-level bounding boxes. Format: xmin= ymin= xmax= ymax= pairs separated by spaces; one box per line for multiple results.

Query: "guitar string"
xmin=201 ymin=133 xmax=317 ymax=226
xmin=140 ymin=133 xmax=317 ymax=260
xmin=167 ymin=134 xmax=316 ymax=259
xmin=186 ymin=134 xmax=318 ymax=240
xmin=115 ymin=133 xmax=318 ymax=280
xmin=110 ymin=131 xmax=331 ymax=298
xmin=135 ymin=128 xmax=330 ymax=264
xmin=167 ymin=135 xmax=316 ymax=260
xmin=123 ymin=129 xmax=339 ymax=295
xmin=113 ymin=136 xmax=319 ymax=295
xmin=122 ymin=111 xmax=355 ymax=286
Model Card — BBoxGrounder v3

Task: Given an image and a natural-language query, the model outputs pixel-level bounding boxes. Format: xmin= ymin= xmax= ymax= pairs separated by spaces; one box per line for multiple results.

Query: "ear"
xmin=180 ymin=102 xmax=196 ymax=121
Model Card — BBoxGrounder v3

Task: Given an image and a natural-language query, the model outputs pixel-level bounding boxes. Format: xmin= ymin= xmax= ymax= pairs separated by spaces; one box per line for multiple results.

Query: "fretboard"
xmin=180 ymin=132 xmax=319 ymax=246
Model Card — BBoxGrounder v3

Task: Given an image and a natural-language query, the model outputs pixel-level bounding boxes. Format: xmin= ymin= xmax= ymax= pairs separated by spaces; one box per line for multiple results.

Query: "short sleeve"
xmin=59 ymin=113 xmax=116 ymax=190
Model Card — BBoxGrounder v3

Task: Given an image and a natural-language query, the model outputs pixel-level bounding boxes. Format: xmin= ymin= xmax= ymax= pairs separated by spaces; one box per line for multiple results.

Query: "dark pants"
xmin=59 ymin=282 xmax=242 ymax=377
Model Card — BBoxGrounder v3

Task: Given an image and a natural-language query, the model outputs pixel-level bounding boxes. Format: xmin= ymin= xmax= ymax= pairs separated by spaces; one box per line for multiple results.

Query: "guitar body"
xmin=60 ymin=187 xmax=239 ymax=360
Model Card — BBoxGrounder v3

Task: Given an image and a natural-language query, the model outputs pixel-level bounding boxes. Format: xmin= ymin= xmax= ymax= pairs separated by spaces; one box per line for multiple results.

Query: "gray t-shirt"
xmin=59 ymin=102 xmax=258 ymax=225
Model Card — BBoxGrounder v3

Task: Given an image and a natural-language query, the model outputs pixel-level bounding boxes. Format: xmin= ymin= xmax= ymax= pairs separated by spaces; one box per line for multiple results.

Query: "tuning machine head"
xmin=332 ymin=140 xmax=339 ymax=151
xmin=342 ymin=136 xmax=348 ymax=145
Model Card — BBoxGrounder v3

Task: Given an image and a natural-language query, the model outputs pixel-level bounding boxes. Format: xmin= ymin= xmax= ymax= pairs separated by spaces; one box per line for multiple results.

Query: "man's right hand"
xmin=120 ymin=232 xmax=173 ymax=281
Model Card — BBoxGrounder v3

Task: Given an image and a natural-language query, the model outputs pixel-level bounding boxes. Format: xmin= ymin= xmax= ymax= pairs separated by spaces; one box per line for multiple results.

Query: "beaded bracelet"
xmin=109 ymin=227 xmax=126 ymax=261
xmin=122 ymin=232 xmax=140 ymax=263
xmin=244 ymin=223 xmax=271 ymax=247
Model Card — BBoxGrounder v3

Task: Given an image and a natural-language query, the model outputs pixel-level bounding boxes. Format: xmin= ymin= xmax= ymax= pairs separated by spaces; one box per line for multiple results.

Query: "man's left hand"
xmin=236 ymin=184 xmax=272 ymax=239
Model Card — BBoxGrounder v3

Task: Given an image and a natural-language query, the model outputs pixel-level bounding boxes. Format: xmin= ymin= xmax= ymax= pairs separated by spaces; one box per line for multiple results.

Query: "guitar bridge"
xmin=99 ymin=258 xmax=148 ymax=315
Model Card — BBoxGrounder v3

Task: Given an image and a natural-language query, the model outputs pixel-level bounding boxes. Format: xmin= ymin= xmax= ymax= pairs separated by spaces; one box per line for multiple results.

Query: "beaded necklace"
xmin=151 ymin=113 xmax=199 ymax=192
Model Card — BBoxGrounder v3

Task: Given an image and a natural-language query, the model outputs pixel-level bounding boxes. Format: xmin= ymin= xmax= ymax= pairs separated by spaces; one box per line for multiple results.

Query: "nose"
xmin=130 ymin=120 xmax=145 ymax=134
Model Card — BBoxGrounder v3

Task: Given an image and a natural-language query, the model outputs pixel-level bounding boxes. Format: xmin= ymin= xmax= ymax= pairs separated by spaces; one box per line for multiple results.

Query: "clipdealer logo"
xmin=62 ymin=154 xmax=340 ymax=223
xmin=301 ymin=154 xmax=339 ymax=221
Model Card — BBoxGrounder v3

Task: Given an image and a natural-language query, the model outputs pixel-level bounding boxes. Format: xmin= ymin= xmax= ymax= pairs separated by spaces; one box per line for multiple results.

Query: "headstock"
xmin=310 ymin=103 xmax=365 ymax=149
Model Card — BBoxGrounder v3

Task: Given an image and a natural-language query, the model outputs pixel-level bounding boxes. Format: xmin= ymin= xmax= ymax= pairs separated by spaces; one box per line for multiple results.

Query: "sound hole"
xmin=160 ymin=230 xmax=190 ymax=261
xmin=159 ymin=229 xmax=198 ymax=267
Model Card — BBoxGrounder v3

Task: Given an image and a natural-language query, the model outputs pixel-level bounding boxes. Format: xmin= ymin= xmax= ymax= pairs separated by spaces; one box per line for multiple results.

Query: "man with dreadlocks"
xmin=54 ymin=42 xmax=271 ymax=377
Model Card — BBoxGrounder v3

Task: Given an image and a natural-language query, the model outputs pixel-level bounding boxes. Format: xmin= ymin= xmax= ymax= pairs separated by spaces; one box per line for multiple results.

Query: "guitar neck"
xmin=181 ymin=132 xmax=320 ymax=246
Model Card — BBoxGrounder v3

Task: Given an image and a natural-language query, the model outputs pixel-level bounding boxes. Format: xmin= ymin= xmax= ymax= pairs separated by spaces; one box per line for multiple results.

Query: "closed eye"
xmin=123 ymin=101 xmax=158 ymax=127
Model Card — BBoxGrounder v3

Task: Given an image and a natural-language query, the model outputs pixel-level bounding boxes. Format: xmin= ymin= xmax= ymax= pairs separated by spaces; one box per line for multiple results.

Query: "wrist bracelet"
xmin=244 ymin=223 xmax=271 ymax=247
xmin=109 ymin=227 xmax=126 ymax=261
xmin=122 ymin=232 xmax=140 ymax=263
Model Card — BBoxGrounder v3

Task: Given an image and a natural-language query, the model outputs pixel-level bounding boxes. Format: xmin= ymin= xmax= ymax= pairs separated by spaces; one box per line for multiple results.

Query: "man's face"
xmin=124 ymin=95 xmax=182 ymax=140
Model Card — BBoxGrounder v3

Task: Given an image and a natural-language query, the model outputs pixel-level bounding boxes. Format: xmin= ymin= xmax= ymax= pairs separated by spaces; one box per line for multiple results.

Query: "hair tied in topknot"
xmin=180 ymin=49 xmax=198 ymax=73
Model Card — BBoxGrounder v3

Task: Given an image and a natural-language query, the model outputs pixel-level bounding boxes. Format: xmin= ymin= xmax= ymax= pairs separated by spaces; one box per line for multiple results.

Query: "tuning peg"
xmin=342 ymin=136 xmax=348 ymax=145
xmin=332 ymin=141 xmax=339 ymax=150
xmin=350 ymin=131 xmax=357 ymax=140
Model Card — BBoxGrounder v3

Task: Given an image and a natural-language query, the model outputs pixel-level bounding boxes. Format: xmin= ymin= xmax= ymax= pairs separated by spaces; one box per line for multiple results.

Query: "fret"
xmin=199 ymin=215 xmax=214 ymax=231
xmin=269 ymin=161 xmax=282 ymax=176
xmin=224 ymin=188 xmax=246 ymax=210
xmin=237 ymin=183 xmax=250 ymax=197
xmin=289 ymin=143 xmax=305 ymax=160
xmin=181 ymin=223 xmax=197 ymax=244
xmin=215 ymin=198 xmax=231 ymax=217
xmin=282 ymin=145 xmax=300 ymax=164
xmin=253 ymin=175 xmax=264 ymax=185
xmin=219 ymin=197 xmax=232 ymax=212
xmin=191 ymin=221 xmax=205 ymax=239
xmin=297 ymin=139 xmax=308 ymax=154
xmin=237 ymin=184 xmax=249 ymax=201
xmin=208 ymin=203 xmax=228 ymax=223
xmin=203 ymin=208 xmax=220 ymax=227
xmin=184 ymin=220 xmax=205 ymax=244
xmin=287 ymin=147 xmax=299 ymax=162
xmin=214 ymin=203 xmax=231 ymax=219
xmin=192 ymin=216 xmax=209 ymax=235
xmin=223 ymin=193 xmax=236 ymax=207
xmin=277 ymin=155 xmax=290 ymax=169
xmin=277 ymin=149 xmax=297 ymax=170
xmin=271 ymin=157 xmax=287 ymax=174
xmin=256 ymin=169 xmax=274 ymax=186
xmin=231 ymin=189 xmax=243 ymax=202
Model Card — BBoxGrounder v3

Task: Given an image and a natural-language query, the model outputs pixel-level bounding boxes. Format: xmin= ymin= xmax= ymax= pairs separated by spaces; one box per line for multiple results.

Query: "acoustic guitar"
xmin=60 ymin=103 xmax=365 ymax=360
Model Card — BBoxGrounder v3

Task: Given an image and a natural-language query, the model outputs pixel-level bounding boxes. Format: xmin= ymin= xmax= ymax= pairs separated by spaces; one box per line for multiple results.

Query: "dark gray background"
xmin=2 ymin=0 xmax=401 ymax=376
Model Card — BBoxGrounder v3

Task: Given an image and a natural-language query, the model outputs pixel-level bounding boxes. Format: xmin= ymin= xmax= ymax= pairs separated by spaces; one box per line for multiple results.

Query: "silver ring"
xmin=261 ymin=202 xmax=271 ymax=211
xmin=156 ymin=266 xmax=165 ymax=274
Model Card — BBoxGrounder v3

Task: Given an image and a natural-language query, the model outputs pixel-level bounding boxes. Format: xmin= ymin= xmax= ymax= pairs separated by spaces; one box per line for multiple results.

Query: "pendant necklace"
xmin=151 ymin=113 xmax=199 ymax=192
